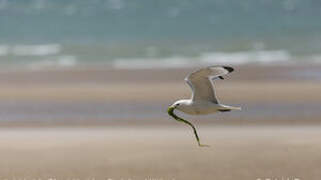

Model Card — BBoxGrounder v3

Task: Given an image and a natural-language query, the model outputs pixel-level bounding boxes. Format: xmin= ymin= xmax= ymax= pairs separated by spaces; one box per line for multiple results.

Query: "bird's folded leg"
xmin=168 ymin=107 xmax=209 ymax=147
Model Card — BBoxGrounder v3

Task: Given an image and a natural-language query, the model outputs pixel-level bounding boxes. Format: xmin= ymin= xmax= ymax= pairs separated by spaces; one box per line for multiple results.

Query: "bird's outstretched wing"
xmin=185 ymin=66 xmax=234 ymax=103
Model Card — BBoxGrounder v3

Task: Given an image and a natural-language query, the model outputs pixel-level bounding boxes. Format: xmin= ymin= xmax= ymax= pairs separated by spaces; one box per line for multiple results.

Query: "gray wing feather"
xmin=185 ymin=66 xmax=234 ymax=103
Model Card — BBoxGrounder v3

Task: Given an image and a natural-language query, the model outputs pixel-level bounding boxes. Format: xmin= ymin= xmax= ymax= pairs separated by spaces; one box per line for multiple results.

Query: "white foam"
xmin=200 ymin=50 xmax=291 ymax=65
xmin=28 ymin=55 xmax=77 ymax=70
xmin=309 ymin=54 xmax=321 ymax=64
xmin=12 ymin=44 xmax=61 ymax=56
xmin=57 ymin=55 xmax=77 ymax=67
xmin=0 ymin=45 xmax=8 ymax=56
xmin=112 ymin=56 xmax=194 ymax=69
xmin=112 ymin=50 xmax=292 ymax=69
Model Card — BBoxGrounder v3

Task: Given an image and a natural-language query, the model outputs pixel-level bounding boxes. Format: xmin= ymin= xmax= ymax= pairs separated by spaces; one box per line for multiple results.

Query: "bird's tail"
xmin=219 ymin=104 xmax=242 ymax=111
xmin=229 ymin=106 xmax=242 ymax=111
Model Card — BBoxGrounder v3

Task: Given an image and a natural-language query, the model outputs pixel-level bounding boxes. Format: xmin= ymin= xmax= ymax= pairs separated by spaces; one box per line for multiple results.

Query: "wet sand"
xmin=0 ymin=64 xmax=320 ymax=179
xmin=0 ymin=127 xmax=321 ymax=180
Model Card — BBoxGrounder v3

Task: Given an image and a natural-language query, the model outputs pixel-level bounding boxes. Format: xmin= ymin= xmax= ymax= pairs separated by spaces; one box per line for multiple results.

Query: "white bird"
xmin=168 ymin=66 xmax=241 ymax=147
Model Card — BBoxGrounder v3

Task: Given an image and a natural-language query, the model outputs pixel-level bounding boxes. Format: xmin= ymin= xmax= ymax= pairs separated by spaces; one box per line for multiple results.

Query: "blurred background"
xmin=1 ymin=0 xmax=321 ymax=69
xmin=0 ymin=0 xmax=321 ymax=180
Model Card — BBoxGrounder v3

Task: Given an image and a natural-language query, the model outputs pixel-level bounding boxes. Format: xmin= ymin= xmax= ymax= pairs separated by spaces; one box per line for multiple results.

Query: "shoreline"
xmin=0 ymin=63 xmax=320 ymax=84
xmin=0 ymin=64 xmax=319 ymax=127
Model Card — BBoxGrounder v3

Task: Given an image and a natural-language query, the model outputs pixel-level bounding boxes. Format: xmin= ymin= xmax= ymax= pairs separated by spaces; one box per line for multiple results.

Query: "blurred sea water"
xmin=1 ymin=0 xmax=321 ymax=69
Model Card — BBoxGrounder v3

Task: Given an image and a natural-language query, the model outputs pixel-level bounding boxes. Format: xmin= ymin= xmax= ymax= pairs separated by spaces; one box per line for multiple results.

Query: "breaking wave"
xmin=112 ymin=50 xmax=292 ymax=69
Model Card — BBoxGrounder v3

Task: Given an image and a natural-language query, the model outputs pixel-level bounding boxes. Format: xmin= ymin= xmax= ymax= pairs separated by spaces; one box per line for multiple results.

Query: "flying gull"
xmin=168 ymin=66 xmax=241 ymax=147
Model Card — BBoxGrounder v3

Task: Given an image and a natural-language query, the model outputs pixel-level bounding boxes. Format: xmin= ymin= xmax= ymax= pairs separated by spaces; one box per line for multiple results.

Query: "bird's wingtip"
xmin=223 ymin=66 xmax=234 ymax=73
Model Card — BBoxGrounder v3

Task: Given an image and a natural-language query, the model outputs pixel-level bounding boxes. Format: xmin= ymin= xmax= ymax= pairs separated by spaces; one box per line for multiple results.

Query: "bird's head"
xmin=168 ymin=100 xmax=188 ymax=113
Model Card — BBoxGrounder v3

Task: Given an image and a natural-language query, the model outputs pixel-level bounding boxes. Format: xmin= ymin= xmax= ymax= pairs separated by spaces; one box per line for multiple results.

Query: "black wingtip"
xmin=223 ymin=66 xmax=234 ymax=73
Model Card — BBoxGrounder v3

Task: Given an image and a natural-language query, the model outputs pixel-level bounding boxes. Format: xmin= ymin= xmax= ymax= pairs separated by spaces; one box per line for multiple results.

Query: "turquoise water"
xmin=1 ymin=0 xmax=321 ymax=68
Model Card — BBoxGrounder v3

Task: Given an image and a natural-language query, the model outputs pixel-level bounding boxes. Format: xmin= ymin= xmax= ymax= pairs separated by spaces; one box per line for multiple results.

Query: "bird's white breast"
xmin=177 ymin=101 xmax=222 ymax=115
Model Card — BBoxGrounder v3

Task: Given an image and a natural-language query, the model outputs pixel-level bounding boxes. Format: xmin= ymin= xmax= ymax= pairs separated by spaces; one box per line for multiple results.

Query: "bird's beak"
xmin=167 ymin=106 xmax=176 ymax=117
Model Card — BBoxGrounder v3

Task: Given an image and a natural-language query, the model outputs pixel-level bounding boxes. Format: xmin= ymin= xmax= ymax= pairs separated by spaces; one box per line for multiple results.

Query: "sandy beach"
xmin=0 ymin=64 xmax=320 ymax=179
xmin=0 ymin=127 xmax=321 ymax=180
